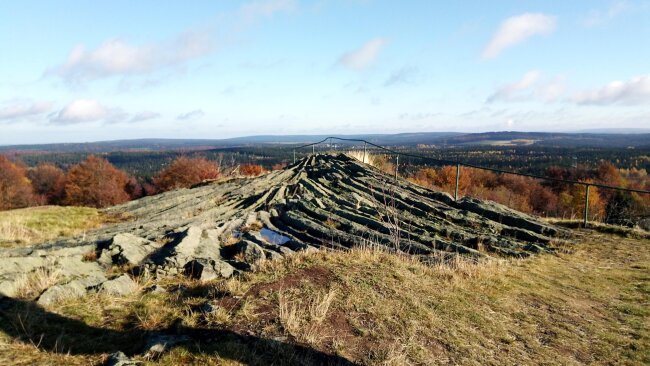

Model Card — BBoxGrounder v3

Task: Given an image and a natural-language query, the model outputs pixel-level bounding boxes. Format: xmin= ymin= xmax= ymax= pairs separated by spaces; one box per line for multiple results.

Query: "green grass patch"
xmin=0 ymin=206 xmax=104 ymax=248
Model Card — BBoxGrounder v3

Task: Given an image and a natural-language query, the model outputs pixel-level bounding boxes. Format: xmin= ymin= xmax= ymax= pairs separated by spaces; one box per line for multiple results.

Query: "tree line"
xmin=402 ymin=160 xmax=649 ymax=226
xmin=0 ymin=155 xmax=267 ymax=211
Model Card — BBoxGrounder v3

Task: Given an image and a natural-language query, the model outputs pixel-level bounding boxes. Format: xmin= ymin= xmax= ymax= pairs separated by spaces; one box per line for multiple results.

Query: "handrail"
xmin=291 ymin=136 xmax=649 ymax=227
xmin=291 ymin=136 xmax=650 ymax=195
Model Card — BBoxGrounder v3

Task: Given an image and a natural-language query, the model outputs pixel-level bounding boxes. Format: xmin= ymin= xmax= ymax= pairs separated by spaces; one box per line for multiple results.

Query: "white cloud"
xmin=583 ymin=0 xmax=629 ymax=27
xmin=482 ymin=13 xmax=556 ymax=59
xmin=177 ymin=110 xmax=205 ymax=121
xmin=573 ymin=74 xmax=650 ymax=105
xmin=0 ymin=100 xmax=51 ymax=122
xmin=129 ymin=111 xmax=161 ymax=123
xmin=338 ymin=38 xmax=387 ymax=71
xmin=239 ymin=0 xmax=296 ymax=23
xmin=50 ymin=30 xmax=212 ymax=84
xmin=488 ymin=70 xmax=541 ymax=102
xmin=50 ymin=99 xmax=110 ymax=124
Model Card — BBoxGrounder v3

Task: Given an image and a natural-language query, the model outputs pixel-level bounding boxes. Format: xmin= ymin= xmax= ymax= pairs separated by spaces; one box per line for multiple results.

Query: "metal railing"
xmin=290 ymin=136 xmax=650 ymax=228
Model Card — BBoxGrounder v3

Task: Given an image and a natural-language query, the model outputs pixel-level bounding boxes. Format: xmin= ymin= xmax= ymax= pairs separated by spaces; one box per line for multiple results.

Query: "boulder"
xmin=143 ymin=333 xmax=190 ymax=359
xmin=183 ymin=258 xmax=234 ymax=281
xmin=171 ymin=227 xmax=222 ymax=267
xmin=38 ymin=275 xmax=106 ymax=306
xmin=232 ymin=240 xmax=265 ymax=264
xmin=103 ymin=351 xmax=141 ymax=366
xmin=99 ymin=233 xmax=160 ymax=266
xmin=100 ymin=274 xmax=137 ymax=296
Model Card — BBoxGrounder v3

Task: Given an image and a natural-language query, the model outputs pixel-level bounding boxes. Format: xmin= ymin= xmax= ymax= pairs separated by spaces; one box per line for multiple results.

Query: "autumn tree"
xmin=64 ymin=156 xmax=130 ymax=208
xmin=240 ymin=164 xmax=264 ymax=177
xmin=28 ymin=163 xmax=65 ymax=205
xmin=433 ymin=165 xmax=472 ymax=196
xmin=124 ymin=176 xmax=144 ymax=199
xmin=558 ymin=181 xmax=605 ymax=221
xmin=0 ymin=156 xmax=35 ymax=210
xmin=271 ymin=162 xmax=288 ymax=171
xmin=153 ymin=156 xmax=220 ymax=192
xmin=408 ymin=167 xmax=437 ymax=187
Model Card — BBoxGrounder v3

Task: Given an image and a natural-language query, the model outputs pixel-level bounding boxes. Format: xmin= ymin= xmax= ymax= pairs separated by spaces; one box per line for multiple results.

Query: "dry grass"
xmin=0 ymin=206 xmax=105 ymax=248
xmin=1 ymin=231 xmax=648 ymax=365
xmin=14 ymin=267 xmax=62 ymax=300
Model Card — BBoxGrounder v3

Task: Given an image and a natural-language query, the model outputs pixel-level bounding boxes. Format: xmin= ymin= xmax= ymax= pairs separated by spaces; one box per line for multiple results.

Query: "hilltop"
xmin=0 ymin=154 xmax=647 ymax=365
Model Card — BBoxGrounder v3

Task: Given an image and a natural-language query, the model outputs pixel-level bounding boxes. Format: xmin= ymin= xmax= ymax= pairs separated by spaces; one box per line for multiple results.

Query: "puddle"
xmin=260 ymin=228 xmax=291 ymax=245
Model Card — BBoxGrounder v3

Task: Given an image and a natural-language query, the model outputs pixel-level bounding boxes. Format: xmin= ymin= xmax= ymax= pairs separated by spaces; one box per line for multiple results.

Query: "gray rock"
xmin=232 ymin=240 xmax=265 ymax=264
xmin=104 ymin=351 xmax=141 ymax=366
xmin=143 ymin=284 xmax=167 ymax=294
xmin=264 ymin=249 xmax=283 ymax=261
xmin=200 ymin=302 xmax=219 ymax=314
xmin=183 ymin=258 xmax=235 ymax=280
xmin=277 ymin=246 xmax=295 ymax=256
xmin=100 ymin=233 xmax=160 ymax=266
xmin=170 ymin=226 xmax=222 ymax=267
xmin=100 ymin=274 xmax=137 ymax=296
xmin=38 ymin=275 xmax=106 ymax=306
xmin=143 ymin=334 xmax=190 ymax=359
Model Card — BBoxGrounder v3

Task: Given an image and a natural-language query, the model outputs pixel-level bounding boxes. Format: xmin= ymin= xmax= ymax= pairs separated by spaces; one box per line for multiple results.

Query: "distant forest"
xmin=7 ymin=145 xmax=650 ymax=179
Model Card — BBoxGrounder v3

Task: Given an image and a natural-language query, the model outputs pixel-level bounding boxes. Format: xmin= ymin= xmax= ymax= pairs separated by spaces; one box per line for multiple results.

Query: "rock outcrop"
xmin=0 ymin=153 xmax=568 ymax=303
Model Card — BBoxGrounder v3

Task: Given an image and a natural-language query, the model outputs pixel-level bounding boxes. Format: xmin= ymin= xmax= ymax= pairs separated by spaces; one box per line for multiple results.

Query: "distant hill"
xmin=1 ymin=131 xmax=648 ymax=153
xmin=441 ymin=131 xmax=650 ymax=148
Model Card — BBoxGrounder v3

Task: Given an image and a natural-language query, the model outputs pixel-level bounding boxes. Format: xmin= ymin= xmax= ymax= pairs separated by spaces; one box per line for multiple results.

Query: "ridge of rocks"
xmin=0 ymin=153 xmax=567 ymax=302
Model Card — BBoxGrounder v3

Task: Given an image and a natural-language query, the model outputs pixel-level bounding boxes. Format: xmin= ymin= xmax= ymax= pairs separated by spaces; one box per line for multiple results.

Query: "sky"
xmin=1 ymin=0 xmax=650 ymax=144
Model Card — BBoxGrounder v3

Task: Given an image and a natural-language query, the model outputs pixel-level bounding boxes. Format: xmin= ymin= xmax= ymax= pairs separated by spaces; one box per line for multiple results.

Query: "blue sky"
xmin=1 ymin=0 xmax=649 ymax=144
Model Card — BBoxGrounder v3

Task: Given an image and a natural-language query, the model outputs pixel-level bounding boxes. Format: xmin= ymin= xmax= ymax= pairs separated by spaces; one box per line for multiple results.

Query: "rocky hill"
xmin=0 ymin=153 xmax=565 ymax=304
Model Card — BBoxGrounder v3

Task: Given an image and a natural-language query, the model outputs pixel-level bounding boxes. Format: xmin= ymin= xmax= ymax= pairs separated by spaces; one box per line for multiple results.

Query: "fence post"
xmin=312 ymin=144 xmax=315 ymax=155
xmin=363 ymin=142 xmax=367 ymax=163
xmin=293 ymin=149 xmax=296 ymax=164
xmin=395 ymin=155 xmax=399 ymax=180
xmin=454 ymin=163 xmax=460 ymax=201
xmin=583 ymin=184 xmax=590 ymax=228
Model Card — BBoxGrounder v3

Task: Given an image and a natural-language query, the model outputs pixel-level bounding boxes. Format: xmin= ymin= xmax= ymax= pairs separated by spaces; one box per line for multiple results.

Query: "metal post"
xmin=583 ymin=184 xmax=590 ymax=227
xmin=312 ymin=144 xmax=315 ymax=155
xmin=454 ymin=163 xmax=460 ymax=201
xmin=395 ymin=155 xmax=399 ymax=180
xmin=363 ymin=142 xmax=367 ymax=163
xmin=293 ymin=149 xmax=296 ymax=164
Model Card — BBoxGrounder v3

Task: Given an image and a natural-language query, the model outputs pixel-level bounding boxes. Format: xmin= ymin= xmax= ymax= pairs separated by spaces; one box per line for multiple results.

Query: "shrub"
xmin=240 ymin=164 xmax=264 ymax=177
xmin=153 ymin=156 xmax=220 ymax=192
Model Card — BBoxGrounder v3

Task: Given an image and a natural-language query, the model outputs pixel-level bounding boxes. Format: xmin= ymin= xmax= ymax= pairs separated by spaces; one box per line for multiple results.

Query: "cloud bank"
xmin=50 ymin=31 xmax=213 ymax=84
xmin=0 ymin=100 xmax=51 ymax=122
xmin=573 ymin=74 xmax=650 ymax=105
xmin=49 ymin=99 xmax=160 ymax=124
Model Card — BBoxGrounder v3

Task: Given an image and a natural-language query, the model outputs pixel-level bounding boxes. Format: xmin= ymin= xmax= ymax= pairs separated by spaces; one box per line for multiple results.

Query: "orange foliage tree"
xmin=153 ymin=156 xmax=220 ymax=192
xmin=64 ymin=156 xmax=130 ymax=208
xmin=240 ymin=164 xmax=264 ymax=177
xmin=28 ymin=163 xmax=65 ymax=205
xmin=408 ymin=167 xmax=437 ymax=187
xmin=432 ymin=165 xmax=472 ymax=196
xmin=558 ymin=181 xmax=605 ymax=221
xmin=0 ymin=156 xmax=35 ymax=210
